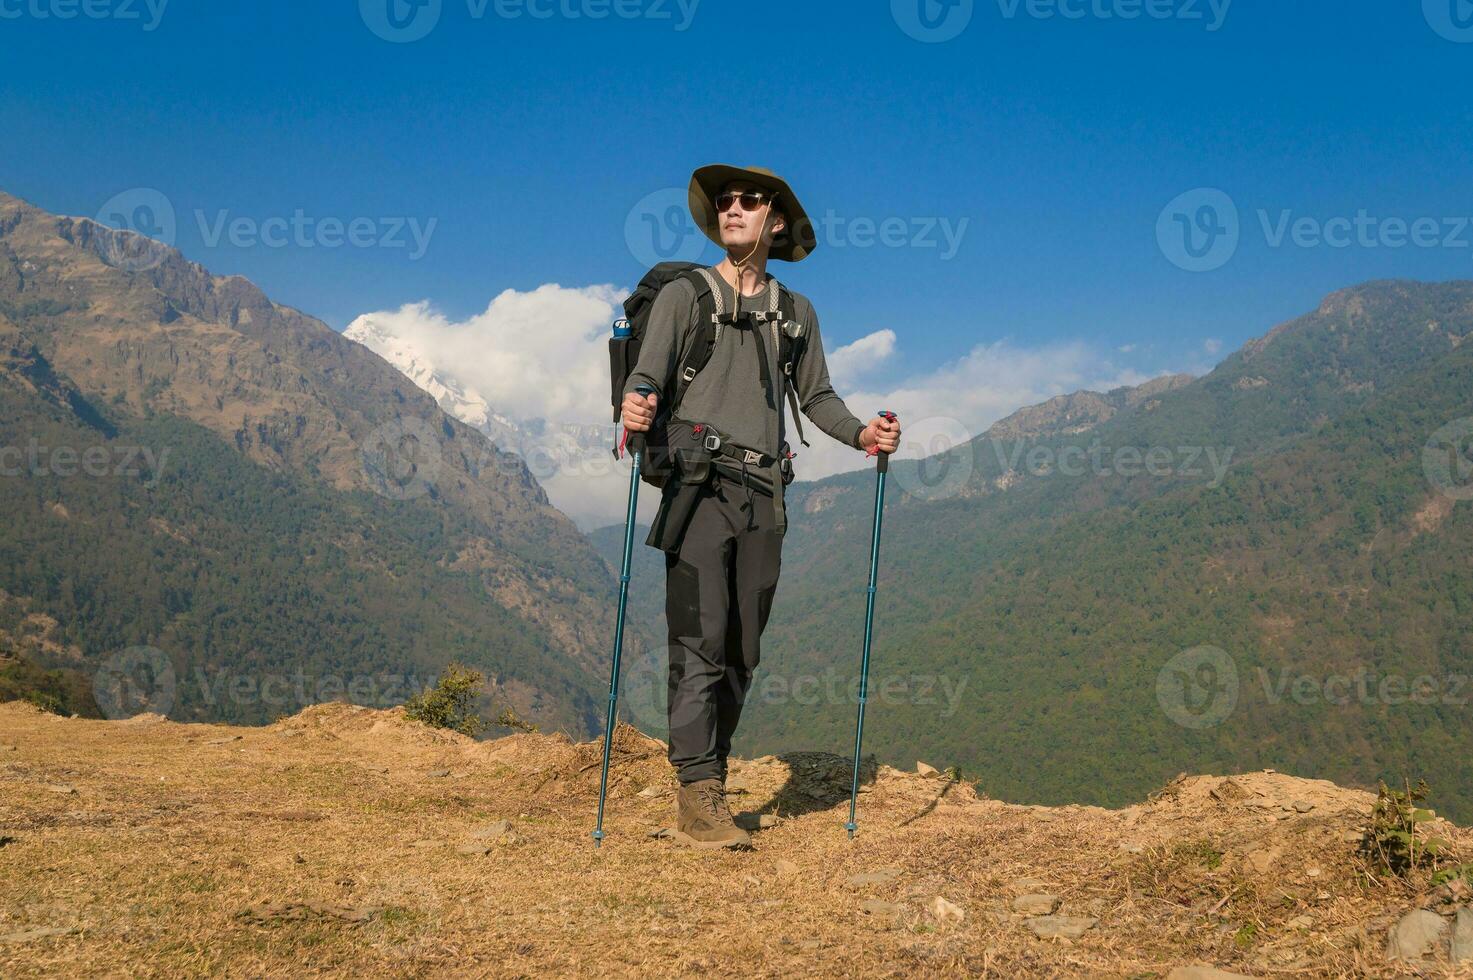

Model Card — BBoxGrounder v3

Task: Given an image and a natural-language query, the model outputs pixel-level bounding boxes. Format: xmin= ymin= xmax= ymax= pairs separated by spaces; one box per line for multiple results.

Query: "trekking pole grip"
xmin=875 ymin=411 xmax=897 ymax=474
xmin=630 ymin=384 xmax=656 ymax=455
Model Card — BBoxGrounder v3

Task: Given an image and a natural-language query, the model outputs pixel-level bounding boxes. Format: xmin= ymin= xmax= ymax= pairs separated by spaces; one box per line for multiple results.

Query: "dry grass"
xmin=1 ymin=701 xmax=1470 ymax=978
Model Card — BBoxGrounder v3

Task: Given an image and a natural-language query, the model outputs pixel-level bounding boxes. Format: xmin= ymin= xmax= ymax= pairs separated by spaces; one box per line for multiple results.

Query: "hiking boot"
xmin=673 ymin=778 xmax=751 ymax=850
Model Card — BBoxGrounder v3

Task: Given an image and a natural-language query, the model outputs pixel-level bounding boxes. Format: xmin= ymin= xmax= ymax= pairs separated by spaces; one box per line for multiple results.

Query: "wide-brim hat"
xmin=688 ymin=164 xmax=817 ymax=263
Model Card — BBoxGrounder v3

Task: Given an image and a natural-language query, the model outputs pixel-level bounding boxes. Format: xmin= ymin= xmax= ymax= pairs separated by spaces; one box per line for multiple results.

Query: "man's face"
xmin=717 ymin=182 xmax=787 ymax=253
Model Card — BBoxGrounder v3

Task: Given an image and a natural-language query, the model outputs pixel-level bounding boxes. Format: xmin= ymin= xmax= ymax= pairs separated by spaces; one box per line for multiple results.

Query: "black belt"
xmin=690 ymin=423 xmax=778 ymax=469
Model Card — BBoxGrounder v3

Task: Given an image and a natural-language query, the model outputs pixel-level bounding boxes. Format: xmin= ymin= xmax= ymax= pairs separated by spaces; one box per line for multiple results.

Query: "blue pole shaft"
xmin=592 ymin=446 xmax=642 ymax=847
xmin=846 ymin=456 xmax=889 ymax=839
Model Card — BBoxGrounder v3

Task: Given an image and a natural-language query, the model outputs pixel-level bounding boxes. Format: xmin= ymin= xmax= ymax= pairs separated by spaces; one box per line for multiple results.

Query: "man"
xmin=620 ymin=164 xmax=901 ymax=849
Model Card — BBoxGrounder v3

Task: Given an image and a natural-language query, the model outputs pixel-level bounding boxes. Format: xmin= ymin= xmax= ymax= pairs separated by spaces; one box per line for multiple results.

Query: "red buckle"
xmin=693 ymin=424 xmax=704 ymax=433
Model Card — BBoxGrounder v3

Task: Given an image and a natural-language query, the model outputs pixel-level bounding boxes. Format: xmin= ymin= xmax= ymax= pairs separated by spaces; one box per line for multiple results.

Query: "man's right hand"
xmin=621 ymin=390 xmax=658 ymax=432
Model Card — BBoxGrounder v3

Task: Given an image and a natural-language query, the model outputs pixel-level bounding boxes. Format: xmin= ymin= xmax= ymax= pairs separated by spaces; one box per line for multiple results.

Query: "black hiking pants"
xmin=664 ymin=470 xmax=782 ymax=785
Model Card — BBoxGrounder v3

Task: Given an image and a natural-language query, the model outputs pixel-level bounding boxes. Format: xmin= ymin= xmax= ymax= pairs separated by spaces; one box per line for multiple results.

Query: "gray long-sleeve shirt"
xmin=622 ymin=273 xmax=866 ymax=464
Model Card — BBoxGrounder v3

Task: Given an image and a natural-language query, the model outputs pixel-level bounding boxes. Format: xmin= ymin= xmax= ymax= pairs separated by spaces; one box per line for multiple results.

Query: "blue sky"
xmin=4 ymin=0 xmax=1472 ymax=387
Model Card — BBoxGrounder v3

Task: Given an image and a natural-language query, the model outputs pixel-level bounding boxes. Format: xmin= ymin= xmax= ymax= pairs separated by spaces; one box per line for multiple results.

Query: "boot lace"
xmin=698 ymin=782 xmax=733 ymax=824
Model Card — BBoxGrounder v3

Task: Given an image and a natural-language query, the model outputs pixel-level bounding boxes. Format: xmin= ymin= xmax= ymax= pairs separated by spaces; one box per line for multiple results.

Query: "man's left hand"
xmin=859 ymin=415 xmax=901 ymax=455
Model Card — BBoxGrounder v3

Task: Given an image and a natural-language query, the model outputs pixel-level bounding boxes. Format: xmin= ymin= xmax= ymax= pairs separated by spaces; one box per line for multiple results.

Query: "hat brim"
xmin=688 ymin=165 xmax=816 ymax=263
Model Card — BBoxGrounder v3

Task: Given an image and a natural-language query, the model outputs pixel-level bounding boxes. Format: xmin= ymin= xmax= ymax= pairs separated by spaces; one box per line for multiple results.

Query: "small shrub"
xmin=1173 ymin=839 xmax=1225 ymax=871
xmin=404 ymin=663 xmax=486 ymax=737
xmin=1430 ymin=862 xmax=1473 ymax=887
xmin=1360 ymin=779 xmax=1448 ymax=877
xmin=494 ymin=706 xmax=538 ymax=734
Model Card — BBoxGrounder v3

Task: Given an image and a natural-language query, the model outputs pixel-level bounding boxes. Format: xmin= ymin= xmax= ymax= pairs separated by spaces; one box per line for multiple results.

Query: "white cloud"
xmin=796 ymin=338 xmax=1160 ymax=484
xmin=349 ymin=283 xmax=624 ymax=427
xmin=826 ymin=329 xmax=896 ymax=381
xmin=1204 ymin=337 xmax=1223 ymax=355
xmin=348 ymin=283 xmax=1197 ymax=530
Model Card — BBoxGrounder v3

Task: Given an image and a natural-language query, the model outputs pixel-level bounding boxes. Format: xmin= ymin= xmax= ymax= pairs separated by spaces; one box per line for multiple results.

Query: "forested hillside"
xmin=597 ymin=281 xmax=1473 ymax=821
xmin=0 ymin=190 xmax=631 ymax=732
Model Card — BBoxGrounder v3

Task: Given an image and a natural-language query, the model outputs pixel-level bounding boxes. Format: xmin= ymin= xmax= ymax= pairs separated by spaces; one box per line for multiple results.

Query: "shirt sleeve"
xmin=793 ymin=302 xmax=867 ymax=449
xmin=621 ymin=279 xmax=696 ymax=402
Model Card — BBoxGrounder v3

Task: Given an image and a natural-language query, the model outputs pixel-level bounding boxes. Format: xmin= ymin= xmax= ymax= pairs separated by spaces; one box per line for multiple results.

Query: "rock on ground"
xmin=1454 ymin=907 xmax=1473 ymax=963
xmin=1385 ymin=909 xmax=1449 ymax=962
xmin=1026 ymin=915 xmax=1098 ymax=941
xmin=1011 ymin=894 xmax=1062 ymax=916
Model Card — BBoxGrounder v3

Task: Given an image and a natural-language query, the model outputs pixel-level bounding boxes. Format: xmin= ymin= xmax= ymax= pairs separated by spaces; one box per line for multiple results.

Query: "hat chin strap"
xmin=728 ymin=194 xmax=779 ymax=291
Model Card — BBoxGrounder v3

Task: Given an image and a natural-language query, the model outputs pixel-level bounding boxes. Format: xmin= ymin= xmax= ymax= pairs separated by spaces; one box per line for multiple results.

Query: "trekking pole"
xmin=592 ymin=381 xmax=655 ymax=848
xmin=845 ymin=411 xmax=898 ymax=840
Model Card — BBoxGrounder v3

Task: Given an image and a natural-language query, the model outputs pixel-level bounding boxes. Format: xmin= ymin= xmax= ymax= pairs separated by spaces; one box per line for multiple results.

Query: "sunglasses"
xmin=716 ymin=190 xmax=778 ymax=213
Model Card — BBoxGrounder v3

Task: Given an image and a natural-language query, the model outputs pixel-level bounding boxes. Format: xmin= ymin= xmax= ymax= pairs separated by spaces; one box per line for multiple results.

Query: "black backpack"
xmin=608 ymin=262 xmax=809 ymax=489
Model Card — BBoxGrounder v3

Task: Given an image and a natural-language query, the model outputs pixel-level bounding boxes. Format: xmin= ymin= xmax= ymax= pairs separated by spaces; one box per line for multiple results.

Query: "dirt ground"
xmin=1 ymin=700 xmax=1470 ymax=978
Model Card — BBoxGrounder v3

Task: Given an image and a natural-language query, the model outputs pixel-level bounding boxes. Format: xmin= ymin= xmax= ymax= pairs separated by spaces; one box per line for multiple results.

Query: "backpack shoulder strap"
xmin=772 ymin=283 xmax=811 ymax=448
xmin=669 ymin=269 xmax=720 ymax=412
